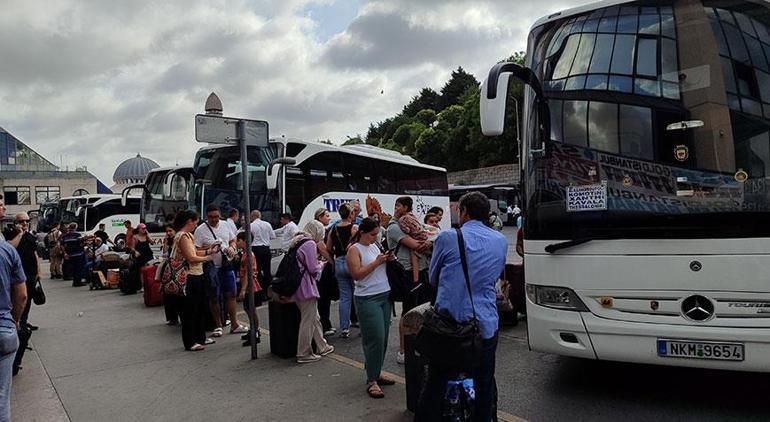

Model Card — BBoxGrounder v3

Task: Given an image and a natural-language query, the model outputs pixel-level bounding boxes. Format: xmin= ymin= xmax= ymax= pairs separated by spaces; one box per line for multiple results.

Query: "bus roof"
xmin=196 ymin=138 xmax=447 ymax=173
xmin=147 ymin=165 xmax=193 ymax=174
xmin=59 ymin=194 xmax=140 ymax=205
xmin=531 ymin=0 xmax=634 ymax=31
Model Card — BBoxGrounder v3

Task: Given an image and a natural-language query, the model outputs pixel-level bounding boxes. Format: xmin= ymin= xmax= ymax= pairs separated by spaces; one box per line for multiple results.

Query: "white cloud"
xmin=0 ymin=0 xmax=591 ymax=184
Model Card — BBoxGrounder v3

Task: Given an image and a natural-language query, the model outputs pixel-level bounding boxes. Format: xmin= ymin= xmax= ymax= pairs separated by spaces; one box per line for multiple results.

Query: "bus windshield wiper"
xmin=544 ymin=238 xmax=594 ymax=254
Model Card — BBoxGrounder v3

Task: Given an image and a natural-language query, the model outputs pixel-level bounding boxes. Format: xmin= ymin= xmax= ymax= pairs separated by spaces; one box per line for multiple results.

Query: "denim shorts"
xmin=206 ymin=265 xmax=238 ymax=298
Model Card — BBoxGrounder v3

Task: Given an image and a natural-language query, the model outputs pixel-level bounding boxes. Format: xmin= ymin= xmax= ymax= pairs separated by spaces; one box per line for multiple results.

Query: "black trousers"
xmin=69 ymin=255 xmax=85 ymax=285
xmin=252 ymin=246 xmax=271 ymax=295
xmin=415 ymin=333 xmax=499 ymax=422
xmin=181 ymin=275 xmax=207 ymax=350
xmin=164 ymin=293 xmax=183 ymax=323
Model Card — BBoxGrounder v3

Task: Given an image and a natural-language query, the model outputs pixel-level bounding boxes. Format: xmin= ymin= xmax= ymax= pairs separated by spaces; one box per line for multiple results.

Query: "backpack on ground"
xmin=271 ymin=238 xmax=313 ymax=297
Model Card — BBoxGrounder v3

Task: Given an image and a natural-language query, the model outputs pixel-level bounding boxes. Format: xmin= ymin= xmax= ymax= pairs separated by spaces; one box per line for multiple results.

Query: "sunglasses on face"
xmin=17 ymin=220 xmax=30 ymax=224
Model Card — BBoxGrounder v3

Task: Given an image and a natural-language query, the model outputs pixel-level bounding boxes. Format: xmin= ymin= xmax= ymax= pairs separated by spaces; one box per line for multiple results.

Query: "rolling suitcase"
xmin=268 ymin=300 xmax=301 ymax=358
xmin=142 ymin=265 xmax=163 ymax=307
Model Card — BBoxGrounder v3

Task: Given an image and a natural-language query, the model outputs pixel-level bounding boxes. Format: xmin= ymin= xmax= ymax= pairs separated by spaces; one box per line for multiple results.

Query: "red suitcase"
xmin=142 ymin=265 xmax=164 ymax=307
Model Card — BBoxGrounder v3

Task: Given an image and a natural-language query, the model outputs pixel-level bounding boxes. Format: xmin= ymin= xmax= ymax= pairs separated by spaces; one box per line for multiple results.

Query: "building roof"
xmin=112 ymin=153 xmax=160 ymax=183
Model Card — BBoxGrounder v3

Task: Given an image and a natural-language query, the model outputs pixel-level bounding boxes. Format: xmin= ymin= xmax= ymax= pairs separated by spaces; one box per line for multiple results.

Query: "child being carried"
xmin=398 ymin=212 xmax=439 ymax=283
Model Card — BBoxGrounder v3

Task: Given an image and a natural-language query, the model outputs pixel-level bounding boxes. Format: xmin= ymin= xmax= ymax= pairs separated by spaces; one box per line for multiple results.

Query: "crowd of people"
xmin=0 ymin=190 xmax=510 ymax=421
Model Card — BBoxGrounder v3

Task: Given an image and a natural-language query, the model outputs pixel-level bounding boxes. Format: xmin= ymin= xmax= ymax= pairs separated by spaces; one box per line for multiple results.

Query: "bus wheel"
xmin=114 ymin=234 xmax=127 ymax=251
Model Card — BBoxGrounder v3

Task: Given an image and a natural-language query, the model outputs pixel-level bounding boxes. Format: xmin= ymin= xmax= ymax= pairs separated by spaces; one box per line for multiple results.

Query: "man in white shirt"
xmin=194 ymin=205 xmax=246 ymax=337
xmin=273 ymin=213 xmax=298 ymax=251
xmin=249 ymin=210 xmax=275 ymax=299
xmin=225 ymin=209 xmax=239 ymax=238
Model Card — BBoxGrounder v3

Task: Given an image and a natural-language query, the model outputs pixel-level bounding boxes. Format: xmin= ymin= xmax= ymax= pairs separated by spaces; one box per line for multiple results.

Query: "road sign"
xmin=194 ymin=114 xmax=269 ymax=147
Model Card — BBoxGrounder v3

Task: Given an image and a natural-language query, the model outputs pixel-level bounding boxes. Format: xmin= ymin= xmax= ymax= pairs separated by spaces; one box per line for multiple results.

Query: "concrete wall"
xmin=447 ymin=163 xmax=520 ymax=186
xmin=0 ymin=171 xmax=98 ymax=216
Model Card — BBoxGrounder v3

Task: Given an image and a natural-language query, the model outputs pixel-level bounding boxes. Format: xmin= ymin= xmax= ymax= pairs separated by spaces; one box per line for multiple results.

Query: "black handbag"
xmin=318 ymin=262 xmax=340 ymax=301
xmin=32 ymin=278 xmax=46 ymax=306
xmin=385 ymin=244 xmax=412 ymax=302
xmin=416 ymin=228 xmax=482 ymax=372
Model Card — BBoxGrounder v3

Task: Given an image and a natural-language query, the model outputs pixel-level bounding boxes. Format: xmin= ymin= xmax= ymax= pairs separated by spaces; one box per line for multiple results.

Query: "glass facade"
xmin=0 ymin=129 xmax=58 ymax=171
xmin=524 ymin=0 xmax=770 ymax=240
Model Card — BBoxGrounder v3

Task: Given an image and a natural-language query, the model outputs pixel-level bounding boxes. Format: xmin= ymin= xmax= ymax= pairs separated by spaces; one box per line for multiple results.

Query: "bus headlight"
xmin=526 ymin=285 xmax=588 ymax=312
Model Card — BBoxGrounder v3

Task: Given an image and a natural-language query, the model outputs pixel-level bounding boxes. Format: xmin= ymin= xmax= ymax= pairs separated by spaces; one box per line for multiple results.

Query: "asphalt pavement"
xmin=11 ymin=226 xmax=770 ymax=422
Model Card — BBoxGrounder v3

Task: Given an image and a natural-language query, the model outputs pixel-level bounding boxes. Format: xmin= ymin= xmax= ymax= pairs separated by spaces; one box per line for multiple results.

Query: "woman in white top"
xmin=346 ymin=217 xmax=396 ymax=399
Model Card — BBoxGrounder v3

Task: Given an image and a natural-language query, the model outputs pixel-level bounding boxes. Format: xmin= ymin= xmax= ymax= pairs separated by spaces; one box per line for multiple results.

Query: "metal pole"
xmin=238 ymin=121 xmax=258 ymax=360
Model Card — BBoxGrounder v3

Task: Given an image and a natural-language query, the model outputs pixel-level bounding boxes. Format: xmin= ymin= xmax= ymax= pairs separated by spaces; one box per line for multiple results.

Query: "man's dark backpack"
xmin=271 ymin=238 xmax=313 ymax=297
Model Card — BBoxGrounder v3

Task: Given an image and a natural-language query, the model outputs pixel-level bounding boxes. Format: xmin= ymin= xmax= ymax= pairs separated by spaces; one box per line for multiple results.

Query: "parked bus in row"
xmin=126 ymin=138 xmax=449 ymax=265
xmin=59 ymin=194 xmax=140 ymax=244
xmin=481 ymin=0 xmax=770 ymax=372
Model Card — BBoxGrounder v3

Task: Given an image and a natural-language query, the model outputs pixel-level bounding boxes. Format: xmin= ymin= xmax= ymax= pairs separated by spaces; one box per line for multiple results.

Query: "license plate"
xmin=657 ymin=339 xmax=744 ymax=362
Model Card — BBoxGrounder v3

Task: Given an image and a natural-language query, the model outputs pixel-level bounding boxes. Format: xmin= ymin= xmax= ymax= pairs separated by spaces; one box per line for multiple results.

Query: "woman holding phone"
xmin=346 ymin=217 xmax=396 ymax=398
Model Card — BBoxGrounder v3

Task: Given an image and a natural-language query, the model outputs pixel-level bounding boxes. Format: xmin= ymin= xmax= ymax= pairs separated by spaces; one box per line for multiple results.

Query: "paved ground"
xmin=12 ymin=226 xmax=770 ymax=421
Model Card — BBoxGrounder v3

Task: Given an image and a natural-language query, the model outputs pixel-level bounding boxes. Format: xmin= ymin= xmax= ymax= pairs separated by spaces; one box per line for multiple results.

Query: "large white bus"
xmin=133 ymin=138 xmax=449 ymax=263
xmin=59 ymin=194 xmax=140 ymax=243
xmin=481 ymin=0 xmax=770 ymax=372
xmin=190 ymin=139 xmax=449 ymax=228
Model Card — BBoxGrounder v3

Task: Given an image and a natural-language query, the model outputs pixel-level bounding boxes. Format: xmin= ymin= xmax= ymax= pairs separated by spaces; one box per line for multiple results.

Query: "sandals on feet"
xmin=230 ymin=324 xmax=249 ymax=334
xmin=377 ymin=376 xmax=396 ymax=386
xmin=212 ymin=327 xmax=224 ymax=337
xmin=367 ymin=382 xmax=384 ymax=399
xmin=204 ymin=338 xmax=216 ymax=345
xmin=188 ymin=344 xmax=205 ymax=351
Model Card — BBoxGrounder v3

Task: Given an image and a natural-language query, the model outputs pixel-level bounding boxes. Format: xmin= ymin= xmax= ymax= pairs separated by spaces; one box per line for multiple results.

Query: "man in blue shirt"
xmin=0 ymin=194 xmax=29 ymax=421
xmin=61 ymin=223 xmax=86 ymax=287
xmin=417 ymin=191 xmax=507 ymax=422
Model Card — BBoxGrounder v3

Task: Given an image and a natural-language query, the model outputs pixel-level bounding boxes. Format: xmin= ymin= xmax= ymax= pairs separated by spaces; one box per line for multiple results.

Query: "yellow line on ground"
xmin=238 ymin=310 xmax=527 ymax=422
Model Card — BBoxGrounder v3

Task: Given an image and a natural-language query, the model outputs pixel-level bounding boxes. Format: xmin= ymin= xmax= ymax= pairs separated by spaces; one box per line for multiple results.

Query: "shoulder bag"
xmin=205 ymin=222 xmax=237 ymax=272
xmin=384 ymin=243 xmax=412 ymax=302
xmin=415 ymin=228 xmax=482 ymax=372
xmin=160 ymin=234 xmax=190 ymax=296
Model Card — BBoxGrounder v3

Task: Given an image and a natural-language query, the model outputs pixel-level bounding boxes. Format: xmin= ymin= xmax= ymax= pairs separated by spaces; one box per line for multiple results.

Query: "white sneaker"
xmin=396 ymin=351 xmax=405 ymax=365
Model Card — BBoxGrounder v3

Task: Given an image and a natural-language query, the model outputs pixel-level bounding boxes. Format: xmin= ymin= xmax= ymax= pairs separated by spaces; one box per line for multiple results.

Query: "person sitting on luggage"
xmin=235 ymin=232 xmax=261 ymax=347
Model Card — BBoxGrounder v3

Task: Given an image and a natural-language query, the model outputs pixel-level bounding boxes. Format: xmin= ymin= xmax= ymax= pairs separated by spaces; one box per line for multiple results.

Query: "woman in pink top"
xmin=290 ymin=231 xmax=334 ymax=364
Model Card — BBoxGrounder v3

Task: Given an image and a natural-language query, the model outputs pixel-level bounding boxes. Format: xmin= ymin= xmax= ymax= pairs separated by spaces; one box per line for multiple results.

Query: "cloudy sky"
xmin=1 ymin=0 xmax=589 ymax=184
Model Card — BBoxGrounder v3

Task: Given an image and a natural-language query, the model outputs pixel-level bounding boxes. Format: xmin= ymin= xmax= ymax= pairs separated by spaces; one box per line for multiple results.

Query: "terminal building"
xmin=0 ymin=126 xmax=109 ymax=216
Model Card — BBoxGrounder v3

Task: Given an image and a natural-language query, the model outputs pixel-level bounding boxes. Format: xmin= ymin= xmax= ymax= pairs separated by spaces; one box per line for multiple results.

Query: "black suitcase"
xmin=404 ymin=334 xmax=428 ymax=412
xmin=268 ymin=301 xmax=301 ymax=358
xmin=13 ymin=325 xmax=32 ymax=376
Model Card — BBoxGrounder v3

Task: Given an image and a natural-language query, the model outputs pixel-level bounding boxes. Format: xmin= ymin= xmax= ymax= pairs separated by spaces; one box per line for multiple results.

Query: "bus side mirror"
xmin=480 ymin=72 xmax=512 ymax=136
xmin=267 ymin=158 xmax=296 ymax=191
xmin=480 ymin=62 xmax=550 ymax=154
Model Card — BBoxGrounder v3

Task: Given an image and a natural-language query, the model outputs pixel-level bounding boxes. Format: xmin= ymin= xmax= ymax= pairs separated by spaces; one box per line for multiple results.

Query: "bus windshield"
xmin=193 ymin=145 xmax=279 ymax=224
xmin=525 ymin=0 xmax=770 ymax=239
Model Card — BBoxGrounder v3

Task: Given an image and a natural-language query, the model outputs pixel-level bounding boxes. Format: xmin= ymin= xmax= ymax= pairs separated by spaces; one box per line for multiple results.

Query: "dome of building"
xmin=112 ymin=153 xmax=160 ymax=185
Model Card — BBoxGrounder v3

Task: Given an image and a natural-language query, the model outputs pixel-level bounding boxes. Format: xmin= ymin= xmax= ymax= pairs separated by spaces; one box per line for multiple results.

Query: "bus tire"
xmin=114 ymin=234 xmax=127 ymax=251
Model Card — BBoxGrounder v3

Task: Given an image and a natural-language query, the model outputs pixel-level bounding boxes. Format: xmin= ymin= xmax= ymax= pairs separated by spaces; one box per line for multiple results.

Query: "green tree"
xmin=403 ymin=88 xmax=441 ymax=117
xmin=414 ymin=127 xmax=448 ymax=166
xmin=439 ymin=67 xmax=479 ymax=110
xmin=343 ymin=136 xmax=364 ymax=146
xmin=415 ymin=109 xmax=437 ymax=126
xmin=391 ymin=122 xmax=427 ymax=155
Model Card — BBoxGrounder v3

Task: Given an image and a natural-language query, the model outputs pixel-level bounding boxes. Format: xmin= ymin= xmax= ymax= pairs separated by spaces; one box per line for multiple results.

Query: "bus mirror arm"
xmin=481 ymin=62 xmax=551 ymax=155
xmin=120 ymin=183 xmax=145 ymax=207
xmin=267 ymin=158 xmax=296 ymax=191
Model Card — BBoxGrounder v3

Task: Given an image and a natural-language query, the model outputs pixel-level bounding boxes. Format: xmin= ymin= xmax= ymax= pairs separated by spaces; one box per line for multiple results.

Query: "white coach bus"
xmin=187 ymin=139 xmax=450 ymax=231
xmin=60 ymin=194 xmax=140 ymax=244
xmin=481 ymin=0 xmax=770 ymax=372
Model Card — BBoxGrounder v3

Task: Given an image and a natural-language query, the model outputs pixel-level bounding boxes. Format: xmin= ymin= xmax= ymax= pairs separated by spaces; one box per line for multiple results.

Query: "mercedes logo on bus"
xmin=689 ymin=261 xmax=702 ymax=272
xmin=681 ymin=295 xmax=715 ymax=322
